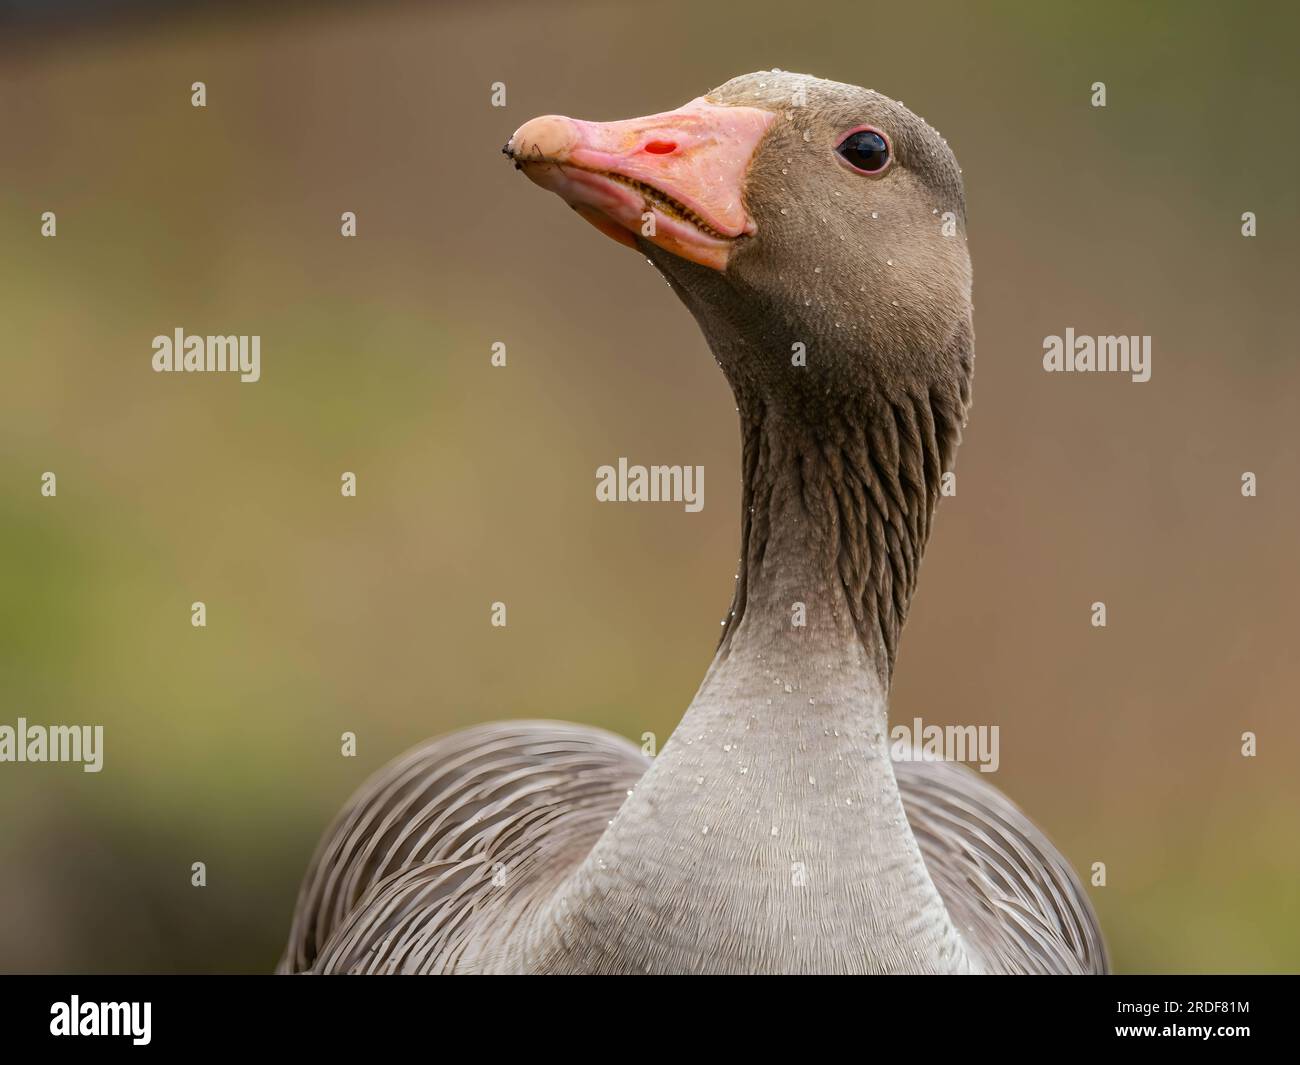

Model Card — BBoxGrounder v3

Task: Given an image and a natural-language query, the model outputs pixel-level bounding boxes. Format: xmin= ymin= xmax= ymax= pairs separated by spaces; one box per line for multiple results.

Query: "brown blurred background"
xmin=1 ymin=0 xmax=1296 ymax=973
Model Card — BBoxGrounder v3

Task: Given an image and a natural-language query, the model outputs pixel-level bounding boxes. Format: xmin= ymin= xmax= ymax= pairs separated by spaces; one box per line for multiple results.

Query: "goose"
xmin=280 ymin=71 xmax=1107 ymax=975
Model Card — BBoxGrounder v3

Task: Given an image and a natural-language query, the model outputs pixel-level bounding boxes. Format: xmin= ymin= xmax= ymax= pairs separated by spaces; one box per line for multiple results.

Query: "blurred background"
xmin=1 ymin=0 xmax=1297 ymax=973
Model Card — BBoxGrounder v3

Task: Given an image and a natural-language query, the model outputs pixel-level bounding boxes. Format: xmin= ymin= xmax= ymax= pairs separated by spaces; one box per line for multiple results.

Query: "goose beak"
xmin=505 ymin=98 xmax=775 ymax=271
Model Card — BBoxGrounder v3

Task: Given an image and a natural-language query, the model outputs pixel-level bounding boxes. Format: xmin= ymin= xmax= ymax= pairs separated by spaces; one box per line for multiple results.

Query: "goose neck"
xmin=718 ymin=394 xmax=947 ymax=685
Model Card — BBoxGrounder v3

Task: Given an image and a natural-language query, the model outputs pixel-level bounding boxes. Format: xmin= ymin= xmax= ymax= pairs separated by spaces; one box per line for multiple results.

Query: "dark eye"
xmin=835 ymin=128 xmax=891 ymax=175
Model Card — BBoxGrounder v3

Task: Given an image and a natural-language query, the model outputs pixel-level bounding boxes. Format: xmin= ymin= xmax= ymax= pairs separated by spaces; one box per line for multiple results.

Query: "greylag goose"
xmin=280 ymin=71 xmax=1107 ymax=975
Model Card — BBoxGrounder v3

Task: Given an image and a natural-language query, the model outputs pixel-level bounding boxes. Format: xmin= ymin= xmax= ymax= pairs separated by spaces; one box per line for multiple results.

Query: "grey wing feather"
xmin=281 ymin=721 xmax=1104 ymax=974
xmin=896 ymin=756 xmax=1108 ymax=974
xmin=278 ymin=720 xmax=650 ymax=974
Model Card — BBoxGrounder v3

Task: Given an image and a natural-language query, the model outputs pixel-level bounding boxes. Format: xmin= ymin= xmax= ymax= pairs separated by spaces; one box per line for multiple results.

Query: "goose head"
xmin=507 ymin=71 xmax=974 ymax=676
xmin=506 ymin=70 xmax=972 ymax=421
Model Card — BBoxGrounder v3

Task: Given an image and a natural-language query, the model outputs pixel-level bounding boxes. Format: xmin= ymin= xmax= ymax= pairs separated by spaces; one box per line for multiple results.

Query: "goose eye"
xmin=835 ymin=128 xmax=890 ymax=175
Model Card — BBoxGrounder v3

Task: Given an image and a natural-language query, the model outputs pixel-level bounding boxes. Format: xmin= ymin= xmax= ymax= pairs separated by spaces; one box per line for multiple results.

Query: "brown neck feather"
xmin=719 ymin=362 xmax=969 ymax=684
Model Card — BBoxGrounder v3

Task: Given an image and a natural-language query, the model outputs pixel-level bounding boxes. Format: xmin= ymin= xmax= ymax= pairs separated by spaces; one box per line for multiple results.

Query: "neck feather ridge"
xmin=719 ymin=372 xmax=967 ymax=683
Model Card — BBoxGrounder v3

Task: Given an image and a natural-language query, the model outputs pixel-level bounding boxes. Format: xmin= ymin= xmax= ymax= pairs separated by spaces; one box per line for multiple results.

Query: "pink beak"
xmin=507 ymin=97 xmax=775 ymax=271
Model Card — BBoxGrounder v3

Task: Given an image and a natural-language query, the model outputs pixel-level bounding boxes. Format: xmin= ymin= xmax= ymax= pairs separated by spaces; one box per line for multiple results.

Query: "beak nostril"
xmin=644 ymin=140 xmax=677 ymax=155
